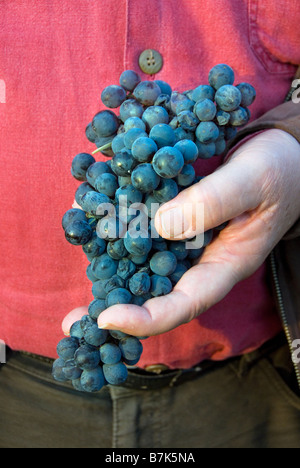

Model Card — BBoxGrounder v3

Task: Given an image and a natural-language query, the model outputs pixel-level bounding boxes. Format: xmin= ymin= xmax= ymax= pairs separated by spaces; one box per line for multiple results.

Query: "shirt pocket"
xmin=248 ymin=0 xmax=300 ymax=74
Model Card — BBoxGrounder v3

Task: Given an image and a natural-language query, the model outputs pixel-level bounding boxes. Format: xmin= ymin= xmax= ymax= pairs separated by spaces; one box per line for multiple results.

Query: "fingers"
xmin=97 ymin=236 xmax=242 ymax=336
xmin=62 ymin=306 xmax=88 ymax=335
xmin=154 ymin=156 xmax=264 ymax=240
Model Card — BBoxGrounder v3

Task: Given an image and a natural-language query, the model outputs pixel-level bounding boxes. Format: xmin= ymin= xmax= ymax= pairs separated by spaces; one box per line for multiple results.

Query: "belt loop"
xmin=169 ymin=370 xmax=183 ymax=388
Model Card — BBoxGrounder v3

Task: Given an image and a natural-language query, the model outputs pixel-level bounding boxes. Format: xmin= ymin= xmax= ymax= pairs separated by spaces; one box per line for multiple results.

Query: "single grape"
xmin=119 ymin=70 xmax=141 ymax=92
xmin=92 ymin=110 xmax=120 ymax=137
xmin=131 ymin=163 xmax=160 ymax=193
xmin=150 ymin=251 xmax=178 ymax=277
xmin=71 ymin=153 xmax=96 ymax=181
xmin=152 ymin=146 xmax=185 ymax=179
xmin=64 ymin=220 xmax=93 ymax=246
xmin=208 ymin=64 xmax=235 ymax=90
xmin=62 ymin=208 xmax=87 ymax=231
xmin=106 ymin=287 xmax=132 ymax=307
xmin=215 ymin=85 xmax=242 ymax=112
xmin=101 ymin=85 xmax=127 ymax=108
xmin=103 ymin=362 xmax=128 ymax=385
xmin=129 ymin=272 xmax=151 ymax=296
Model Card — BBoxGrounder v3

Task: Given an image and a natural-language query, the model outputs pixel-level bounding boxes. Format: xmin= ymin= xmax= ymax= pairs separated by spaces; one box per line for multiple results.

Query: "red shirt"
xmin=1 ymin=0 xmax=299 ymax=367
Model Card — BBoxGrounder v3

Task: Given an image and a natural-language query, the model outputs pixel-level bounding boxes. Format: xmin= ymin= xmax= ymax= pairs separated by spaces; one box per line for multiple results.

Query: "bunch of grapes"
xmin=52 ymin=64 xmax=256 ymax=393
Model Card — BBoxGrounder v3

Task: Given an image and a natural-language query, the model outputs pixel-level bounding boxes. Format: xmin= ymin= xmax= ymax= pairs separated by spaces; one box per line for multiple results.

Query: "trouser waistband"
xmin=8 ymin=332 xmax=287 ymax=391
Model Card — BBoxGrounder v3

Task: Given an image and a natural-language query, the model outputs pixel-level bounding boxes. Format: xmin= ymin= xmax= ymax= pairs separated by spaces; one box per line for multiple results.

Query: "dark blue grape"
xmin=65 ymin=220 xmax=93 ymax=246
xmin=195 ymin=141 xmax=216 ymax=159
xmin=119 ymin=99 xmax=144 ymax=122
xmin=80 ymin=191 xmax=111 ymax=216
xmin=142 ymin=106 xmax=169 ymax=130
xmin=101 ymin=85 xmax=127 ymax=108
xmin=129 ymin=272 xmax=151 ymax=296
xmin=216 ymin=110 xmax=231 ymax=126
xmin=170 ymin=91 xmax=194 ymax=115
xmin=106 ymin=288 xmax=132 ymax=307
xmin=112 ymin=133 xmax=126 ymax=153
xmin=154 ymin=80 xmax=172 ymax=96
xmin=195 ymin=121 xmax=220 ymax=143
xmin=131 ymin=136 xmax=158 ymax=163
xmin=85 ymin=122 xmax=98 ymax=143
xmin=174 ymin=139 xmax=198 ymax=164
xmin=215 ymin=138 xmax=227 ymax=155
xmin=133 ymin=81 xmax=162 ymax=106
xmin=119 ymin=336 xmax=143 ymax=361
xmin=152 ymin=146 xmax=184 ymax=178
xmin=153 ymin=178 xmax=179 ymax=203
xmin=119 ymin=70 xmax=141 ymax=92
xmin=71 ymin=153 xmax=96 ymax=181
xmin=92 ymin=110 xmax=120 ymax=137
xmin=52 ymin=358 xmax=69 ymax=382
xmin=176 ymin=164 xmax=196 ymax=187
xmin=62 ymin=360 xmax=82 ymax=381
xmin=88 ymin=299 xmax=107 ymax=320
xmin=208 ymin=64 xmax=235 ymax=90
xmin=124 ymin=117 xmax=146 ymax=132
xmin=124 ymin=230 xmax=152 ymax=257
xmin=236 ymin=83 xmax=256 ymax=107
xmin=107 ymin=239 xmax=128 ymax=260
xmin=94 ymin=173 xmax=118 ymax=198
xmin=74 ymin=344 xmax=101 ymax=371
xmin=103 ymin=362 xmax=128 ymax=385
xmin=103 ymin=274 xmax=125 ymax=294
xmin=110 ymin=149 xmax=137 ymax=177
xmin=215 ymin=85 xmax=242 ymax=112
xmin=57 ymin=337 xmax=79 ymax=361
xmin=92 ymin=279 xmax=109 ymax=299
xmin=86 ymin=161 xmax=112 ymax=187
xmin=168 ymin=241 xmax=188 ymax=261
xmin=91 ymin=253 xmax=118 ymax=280
xmin=191 ymin=85 xmax=215 ymax=103
xmin=131 ymin=163 xmax=160 ymax=193
xmin=70 ymin=320 xmax=85 ymax=340
xmin=115 ymin=184 xmax=143 ymax=207
xmin=75 ymin=182 xmax=94 ymax=205
xmin=229 ymin=107 xmax=250 ymax=126
xmin=194 ymin=99 xmax=217 ymax=122
xmin=100 ymin=343 xmax=122 ymax=365
xmin=86 ymin=264 xmax=99 ymax=283
xmin=109 ymin=330 xmax=129 ymax=340
xmin=150 ymin=251 xmax=177 ymax=277
xmin=117 ymin=257 xmax=137 ymax=281
xmin=149 ymin=123 xmax=176 ymax=149
xmin=169 ymin=262 xmax=188 ymax=284
xmin=62 ymin=208 xmax=87 ymax=231
xmin=83 ymin=318 xmax=109 ymax=346
xmin=177 ymin=111 xmax=199 ymax=132
xmin=83 ymin=232 xmax=106 ymax=260
xmin=124 ymin=127 xmax=148 ymax=150
xmin=81 ymin=368 xmax=105 ymax=392
xmin=150 ymin=275 xmax=173 ymax=297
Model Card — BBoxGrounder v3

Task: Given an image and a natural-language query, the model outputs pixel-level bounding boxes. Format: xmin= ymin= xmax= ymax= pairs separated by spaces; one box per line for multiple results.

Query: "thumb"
xmin=154 ymin=155 xmax=264 ymax=240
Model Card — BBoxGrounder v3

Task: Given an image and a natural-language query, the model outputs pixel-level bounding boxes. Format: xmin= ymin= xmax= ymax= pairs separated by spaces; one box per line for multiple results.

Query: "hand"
xmin=63 ymin=129 xmax=300 ymax=338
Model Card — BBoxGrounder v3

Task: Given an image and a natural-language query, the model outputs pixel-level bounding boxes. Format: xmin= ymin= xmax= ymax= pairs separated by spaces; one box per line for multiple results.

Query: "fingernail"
xmin=159 ymin=207 xmax=189 ymax=239
xmin=98 ymin=323 xmax=113 ymax=330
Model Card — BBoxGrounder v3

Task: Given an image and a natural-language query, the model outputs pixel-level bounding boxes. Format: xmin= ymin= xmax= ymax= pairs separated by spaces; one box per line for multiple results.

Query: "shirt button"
xmin=139 ymin=49 xmax=163 ymax=75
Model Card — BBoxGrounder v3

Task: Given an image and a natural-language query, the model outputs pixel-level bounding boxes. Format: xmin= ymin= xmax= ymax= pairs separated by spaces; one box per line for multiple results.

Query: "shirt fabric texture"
xmin=0 ymin=0 xmax=299 ymax=368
